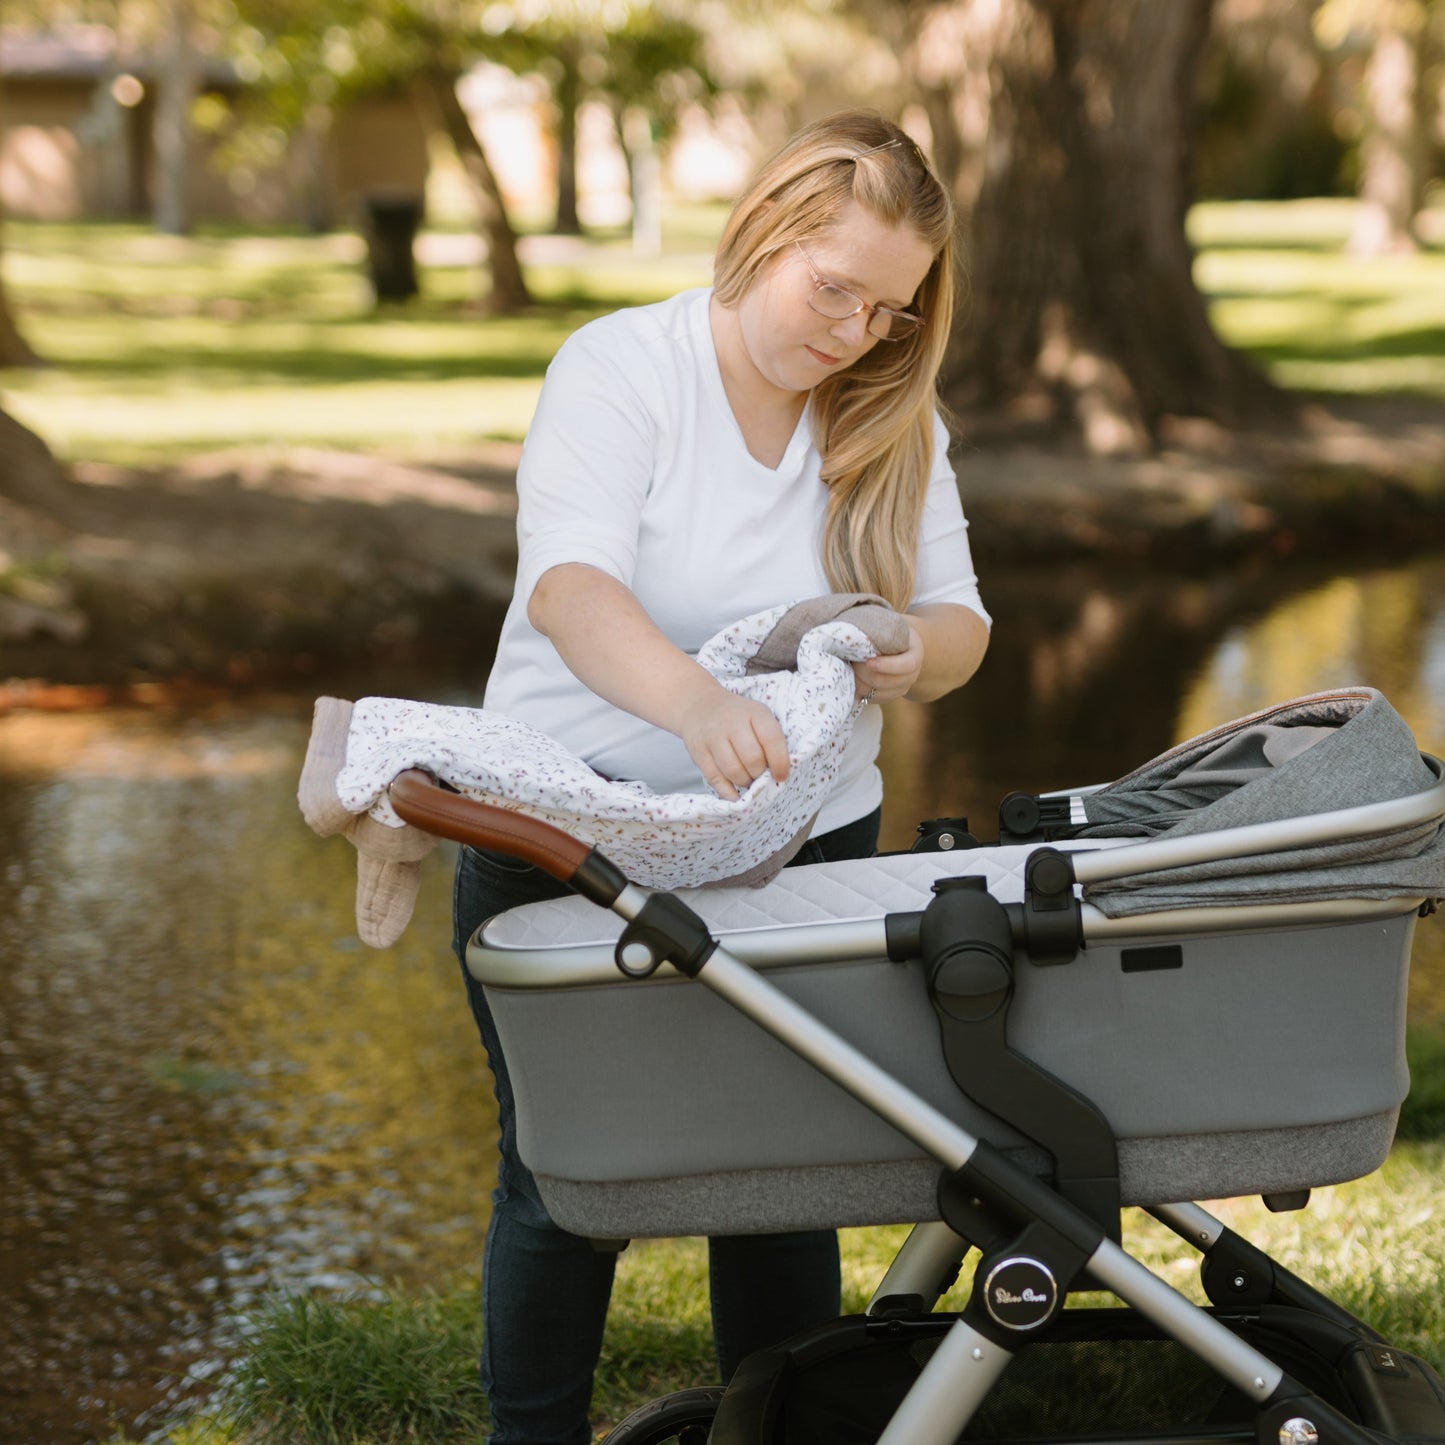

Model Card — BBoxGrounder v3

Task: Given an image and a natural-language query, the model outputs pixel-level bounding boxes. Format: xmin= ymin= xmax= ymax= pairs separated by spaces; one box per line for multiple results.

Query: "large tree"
xmin=0 ymin=271 xmax=38 ymax=368
xmin=0 ymin=30 xmax=41 ymax=367
xmin=1316 ymin=0 xmax=1435 ymax=256
xmin=0 ymin=404 xmax=56 ymax=484
xmin=408 ymin=60 xmax=531 ymax=312
xmin=867 ymin=0 xmax=1291 ymax=454
xmin=152 ymin=0 xmax=202 ymax=234
xmin=468 ymin=1 xmax=714 ymax=240
xmin=233 ymin=0 xmax=532 ymax=312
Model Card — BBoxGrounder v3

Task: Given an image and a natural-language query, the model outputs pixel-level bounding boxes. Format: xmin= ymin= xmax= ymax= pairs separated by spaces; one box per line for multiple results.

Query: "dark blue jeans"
xmin=452 ymin=808 xmax=880 ymax=1445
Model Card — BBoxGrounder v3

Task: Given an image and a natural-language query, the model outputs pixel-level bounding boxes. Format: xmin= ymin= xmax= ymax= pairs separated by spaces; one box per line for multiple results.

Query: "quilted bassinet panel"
xmin=469 ymin=848 xmax=1415 ymax=1237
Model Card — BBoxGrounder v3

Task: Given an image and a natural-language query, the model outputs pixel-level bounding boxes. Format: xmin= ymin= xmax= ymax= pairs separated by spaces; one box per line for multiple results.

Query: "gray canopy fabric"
xmin=1077 ymin=688 xmax=1445 ymax=918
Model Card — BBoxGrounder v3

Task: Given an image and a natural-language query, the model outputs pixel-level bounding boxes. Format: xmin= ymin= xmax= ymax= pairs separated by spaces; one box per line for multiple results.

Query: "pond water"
xmin=1 ymin=551 xmax=1443 ymax=1444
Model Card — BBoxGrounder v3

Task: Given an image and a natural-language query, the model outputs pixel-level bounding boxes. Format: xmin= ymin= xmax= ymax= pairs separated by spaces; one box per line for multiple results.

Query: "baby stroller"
xmin=386 ymin=688 xmax=1445 ymax=1445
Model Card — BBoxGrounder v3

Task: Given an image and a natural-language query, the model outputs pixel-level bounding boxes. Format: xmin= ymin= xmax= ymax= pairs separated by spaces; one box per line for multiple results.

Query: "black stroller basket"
xmin=388 ymin=690 xmax=1445 ymax=1445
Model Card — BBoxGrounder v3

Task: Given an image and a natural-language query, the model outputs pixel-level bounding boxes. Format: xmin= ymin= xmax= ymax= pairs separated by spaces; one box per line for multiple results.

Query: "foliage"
xmin=482 ymin=0 xmax=718 ymax=141
xmin=214 ymin=1288 xmax=490 ymax=1444
xmin=222 ymin=0 xmax=715 ymax=151
xmin=1198 ymin=1 xmax=1350 ymax=201
xmin=1191 ymin=198 xmax=1445 ymax=398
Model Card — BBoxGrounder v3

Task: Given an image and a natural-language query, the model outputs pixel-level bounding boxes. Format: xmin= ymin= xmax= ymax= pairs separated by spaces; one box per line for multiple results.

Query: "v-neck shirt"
xmin=483 ymin=286 xmax=989 ymax=835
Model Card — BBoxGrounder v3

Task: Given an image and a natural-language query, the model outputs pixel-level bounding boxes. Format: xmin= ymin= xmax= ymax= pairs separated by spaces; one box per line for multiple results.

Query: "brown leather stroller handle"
xmin=386 ymin=770 xmax=628 ymax=905
xmin=388 ymin=769 xmax=590 ymax=876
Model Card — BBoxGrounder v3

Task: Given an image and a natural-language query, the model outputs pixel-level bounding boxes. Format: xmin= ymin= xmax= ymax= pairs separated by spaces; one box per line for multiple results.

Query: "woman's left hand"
xmin=851 ymin=624 xmax=924 ymax=704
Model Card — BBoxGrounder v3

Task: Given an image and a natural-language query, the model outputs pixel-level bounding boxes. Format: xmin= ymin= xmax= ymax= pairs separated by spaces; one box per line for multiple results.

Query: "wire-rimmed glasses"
xmin=794 ymin=242 xmax=925 ymax=342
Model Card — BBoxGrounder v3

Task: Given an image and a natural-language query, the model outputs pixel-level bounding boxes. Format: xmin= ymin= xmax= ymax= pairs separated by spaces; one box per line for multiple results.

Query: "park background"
xmin=3 ymin=2 xmax=1445 ymax=1444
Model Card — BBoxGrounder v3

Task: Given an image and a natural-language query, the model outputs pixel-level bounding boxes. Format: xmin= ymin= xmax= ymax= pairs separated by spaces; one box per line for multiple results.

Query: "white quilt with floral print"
xmin=334 ymin=604 xmax=884 ymax=889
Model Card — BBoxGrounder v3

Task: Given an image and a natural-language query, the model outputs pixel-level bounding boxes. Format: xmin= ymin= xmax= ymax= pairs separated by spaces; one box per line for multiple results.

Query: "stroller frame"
xmin=388 ymin=757 xmax=1445 ymax=1445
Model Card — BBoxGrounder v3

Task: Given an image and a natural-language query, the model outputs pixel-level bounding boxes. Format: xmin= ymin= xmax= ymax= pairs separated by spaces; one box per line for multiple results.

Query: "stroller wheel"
xmin=600 ymin=1384 xmax=726 ymax=1444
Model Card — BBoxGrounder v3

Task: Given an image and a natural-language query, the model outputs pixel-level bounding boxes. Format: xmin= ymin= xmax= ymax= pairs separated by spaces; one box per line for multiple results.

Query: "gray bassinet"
xmin=465 ymin=689 xmax=1445 ymax=1240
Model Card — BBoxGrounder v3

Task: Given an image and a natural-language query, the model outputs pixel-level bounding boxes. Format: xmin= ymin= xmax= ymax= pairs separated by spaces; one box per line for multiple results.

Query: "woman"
xmin=454 ymin=109 xmax=991 ymax=1445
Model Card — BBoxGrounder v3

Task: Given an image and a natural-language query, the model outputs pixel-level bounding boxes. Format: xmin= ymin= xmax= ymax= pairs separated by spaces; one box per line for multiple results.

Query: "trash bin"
xmin=361 ymin=190 xmax=423 ymax=302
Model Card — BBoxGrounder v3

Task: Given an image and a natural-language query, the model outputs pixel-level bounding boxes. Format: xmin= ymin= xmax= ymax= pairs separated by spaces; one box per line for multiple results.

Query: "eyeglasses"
xmin=794 ymin=242 xmax=925 ymax=342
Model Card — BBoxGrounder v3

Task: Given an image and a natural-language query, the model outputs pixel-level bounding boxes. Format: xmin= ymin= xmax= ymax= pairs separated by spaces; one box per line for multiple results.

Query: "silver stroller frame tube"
xmin=868 ymin=1220 xmax=971 ymax=1313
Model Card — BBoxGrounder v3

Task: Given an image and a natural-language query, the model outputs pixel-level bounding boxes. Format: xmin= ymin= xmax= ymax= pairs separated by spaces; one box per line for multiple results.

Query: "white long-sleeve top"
xmin=484 ymin=286 xmax=989 ymax=836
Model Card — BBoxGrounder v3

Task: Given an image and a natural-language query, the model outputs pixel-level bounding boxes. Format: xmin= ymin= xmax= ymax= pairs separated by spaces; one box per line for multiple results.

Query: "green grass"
xmin=0 ymin=218 xmax=718 ymax=464
xmin=140 ymin=1123 xmax=1445 ymax=1445
xmin=1191 ymin=198 xmax=1445 ymax=399
xmin=5 ymin=198 xmax=1445 ymax=468
xmin=212 ymin=1288 xmax=492 ymax=1445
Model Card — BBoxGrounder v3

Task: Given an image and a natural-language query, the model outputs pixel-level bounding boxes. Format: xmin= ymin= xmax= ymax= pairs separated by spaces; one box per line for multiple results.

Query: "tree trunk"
xmin=1348 ymin=12 xmax=1423 ymax=256
xmin=553 ymin=40 xmax=583 ymax=236
xmin=412 ymin=70 xmax=532 ymax=315
xmin=942 ymin=0 xmax=1288 ymax=454
xmin=864 ymin=0 xmax=981 ymax=214
xmin=153 ymin=0 xmax=199 ymax=235
xmin=0 ymin=404 xmax=69 ymax=514
xmin=0 ymin=277 xmax=39 ymax=367
xmin=298 ymin=103 xmax=335 ymax=233
xmin=612 ymin=106 xmax=661 ymax=256
xmin=0 ymin=47 xmax=41 ymax=366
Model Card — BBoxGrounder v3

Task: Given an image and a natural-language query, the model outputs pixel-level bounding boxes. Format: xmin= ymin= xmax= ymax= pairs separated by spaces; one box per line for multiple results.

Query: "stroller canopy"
xmin=1073 ymin=688 xmax=1445 ymax=917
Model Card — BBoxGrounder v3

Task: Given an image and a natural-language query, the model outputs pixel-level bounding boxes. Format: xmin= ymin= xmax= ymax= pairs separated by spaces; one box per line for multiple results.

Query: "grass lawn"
xmin=1191 ymin=198 xmax=1445 ymax=399
xmin=0 ymin=216 xmax=720 ymax=465
xmin=6 ymin=197 xmax=1445 ymax=468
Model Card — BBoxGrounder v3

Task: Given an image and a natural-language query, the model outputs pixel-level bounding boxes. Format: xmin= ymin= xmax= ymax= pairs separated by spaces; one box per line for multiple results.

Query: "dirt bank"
xmin=3 ymin=395 xmax=1445 ymax=699
xmin=0 ymin=436 xmax=524 ymax=698
xmin=959 ymin=396 xmax=1445 ymax=560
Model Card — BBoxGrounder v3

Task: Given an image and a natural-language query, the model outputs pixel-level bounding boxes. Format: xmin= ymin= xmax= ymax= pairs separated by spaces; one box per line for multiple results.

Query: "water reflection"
xmin=1 ymin=553 xmax=1443 ymax=1442
xmin=0 ymin=707 xmax=491 ymax=1443
xmin=1177 ymin=564 xmax=1445 ymax=751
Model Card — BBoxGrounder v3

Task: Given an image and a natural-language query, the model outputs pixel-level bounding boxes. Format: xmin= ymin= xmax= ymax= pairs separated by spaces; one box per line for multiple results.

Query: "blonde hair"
xmin=713 ymin=111 xmax=958 ymax=612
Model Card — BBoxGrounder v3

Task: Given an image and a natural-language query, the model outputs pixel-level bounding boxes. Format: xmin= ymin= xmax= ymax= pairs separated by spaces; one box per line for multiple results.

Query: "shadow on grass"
xmin=1193 ymin=236 xmax=1408 ymax=254
xmin=53 ymin=345 xmax=556 ymax=384
xmin=1204 ymin=285 xmax=1408 ymax=308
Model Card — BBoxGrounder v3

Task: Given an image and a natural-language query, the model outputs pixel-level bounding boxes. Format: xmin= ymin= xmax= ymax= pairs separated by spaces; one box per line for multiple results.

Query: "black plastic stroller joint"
xmin=614 ymin=893 xmax=717 ymax=979
xmin=922 ymin=876 xmax=1014 ymax=1024
xmin=1192 ymin=1219 xmax=1386 ymax=1339
xmin=966 ymin=1222 xmax=1088 ymax=1341
xmin=1007 ymin=846 xmax=1083 ymax=966
xmin=937 ymin=1142 xmax=1103 ymax=1346
xmin=998 ymin=790 xmax=1080 ymax=844
xmin=882 ymin=846 xmax=1083 ymax=967
xmin=939 ymin=1139 xmax=1111 ymax=1257
xmin=911 ymin=815 xmax=980 ymax=852
xmin=921 ymin=876 xmax=1121 ymax=1237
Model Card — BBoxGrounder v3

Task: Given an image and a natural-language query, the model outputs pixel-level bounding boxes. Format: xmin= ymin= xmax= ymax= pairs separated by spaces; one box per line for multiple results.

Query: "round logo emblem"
xmin=982 ymin=1257 xmax=1058 ymax=1331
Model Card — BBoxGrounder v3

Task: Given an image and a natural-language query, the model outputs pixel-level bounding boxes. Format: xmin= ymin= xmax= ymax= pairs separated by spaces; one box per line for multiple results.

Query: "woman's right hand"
xmin=677 ymin=687 xmax=792 ymax=801
xmin=528 ymin=565 xmax=792 ymax=798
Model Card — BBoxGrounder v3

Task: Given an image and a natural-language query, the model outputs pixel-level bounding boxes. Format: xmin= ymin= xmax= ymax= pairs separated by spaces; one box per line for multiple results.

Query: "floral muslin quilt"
xmin=334 ymin=600 xmax=896 ymax=890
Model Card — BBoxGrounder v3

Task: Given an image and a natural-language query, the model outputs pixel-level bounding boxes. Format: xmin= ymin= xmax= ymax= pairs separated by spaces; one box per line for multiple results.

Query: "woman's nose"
xmin=830 ymin=310 xmax=872 ymax=347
